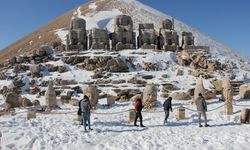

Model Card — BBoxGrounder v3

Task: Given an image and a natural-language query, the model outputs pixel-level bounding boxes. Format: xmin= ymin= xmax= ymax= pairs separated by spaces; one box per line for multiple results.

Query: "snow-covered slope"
xmin=0 ymin=48 xmax=250 ymax=149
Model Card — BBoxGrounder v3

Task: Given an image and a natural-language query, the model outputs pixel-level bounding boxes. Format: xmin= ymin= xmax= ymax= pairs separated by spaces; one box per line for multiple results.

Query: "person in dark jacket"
xmin=80 ymin=95 xmax=93 ymax=131
xmin=134 ymin=94 xmax=145 ymax=127
xmin=195 ymin=93 xmax=209 ymax=127
xmin=78 ymin=99 xmax=83 ymax=125
xmin=163 ymin=97 xmax=173 ymax=125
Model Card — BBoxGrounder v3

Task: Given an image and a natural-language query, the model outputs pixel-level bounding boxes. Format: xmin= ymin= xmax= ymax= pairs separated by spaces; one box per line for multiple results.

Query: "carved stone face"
xmin=71 ymin=18 xmax=86 ymax=29
xmin=162 ymin=19 xmax=173 ymax=30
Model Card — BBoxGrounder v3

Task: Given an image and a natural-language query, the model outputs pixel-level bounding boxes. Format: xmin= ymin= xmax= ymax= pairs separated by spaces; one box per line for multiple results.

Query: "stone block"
xmin=176 ymin=108 xmax=185 ymax=120
xmin=27 ymin=111 xmax=36 ymax=120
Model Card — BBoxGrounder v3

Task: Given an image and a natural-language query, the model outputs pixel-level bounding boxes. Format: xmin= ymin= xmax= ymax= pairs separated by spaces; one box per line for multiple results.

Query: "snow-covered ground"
xmin=1 ymin=98 xmax=250 ymax=150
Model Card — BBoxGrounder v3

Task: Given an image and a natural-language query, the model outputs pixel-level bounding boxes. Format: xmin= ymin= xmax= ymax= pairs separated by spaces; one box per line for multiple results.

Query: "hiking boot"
xmin=140 ymin=125 xmax=146 ymax=127
xmin=199 ymin=125 xmax=203 ymax=127
xmin=205 ymin=124 xmax=210 ymax=127
xmin=89 ymin=128 xmax=93 ymax=131
xmin=134 ymin=124 xmax=139 ymax=127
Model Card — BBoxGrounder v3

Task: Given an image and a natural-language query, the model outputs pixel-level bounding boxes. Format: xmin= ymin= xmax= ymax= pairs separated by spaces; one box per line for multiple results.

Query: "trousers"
xmin=82 ymin=113 xmax=91 ymax=130
xmin=134 ymin=111 xmax=143 ymax=126
xmin=198 ymin=111 xmax=207 ymax=125
xmin=164 ymin=111 xmax=169 ymax=124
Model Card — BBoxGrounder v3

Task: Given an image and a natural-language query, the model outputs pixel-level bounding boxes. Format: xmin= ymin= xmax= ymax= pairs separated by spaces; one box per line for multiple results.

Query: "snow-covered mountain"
xmin=55 ymin=0 xmax=244 ymax=61
xmin=0 ymin=0 xmax=246 ymax=63
xmin=1 ymin=1 xmax=250 ymax=150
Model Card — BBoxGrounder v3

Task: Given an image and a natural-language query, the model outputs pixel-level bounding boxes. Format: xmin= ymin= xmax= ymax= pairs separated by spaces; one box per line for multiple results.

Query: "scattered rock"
xmin=161 ymin=74 xmax=168 ymax=78
xmin=210 ymin=79 xmax=223 ymax=94
xmin=240 ymin=109 xmax=250 ymax=124
xmin=161 ymin=83 xmax=180 ymax=93
xmin=32 ymin=100 xmax=41 ymax=107
xmin=204 ymin=90 xmax=217 ymax=100
xmin=170 ymin=92 xmax=191 ymax=100
xmin=69 ymin=99 xmax=79 ymax=106
xmin=19 ymin=98 xmax=32 ymax=107
xmin=175 ymin=69 xmax=183 ymax=76
xmin=142 ymin=75 xmax=154 ymax=80
xmin=112 ymin=80 xmax=126 ymax=84
xmin=239 ymin=84 xmax=250 ymax=99
xmin=128 ymin=77 xmax=147 ymax=85
xmin=5 ymin=92 xmax=20 ymax=108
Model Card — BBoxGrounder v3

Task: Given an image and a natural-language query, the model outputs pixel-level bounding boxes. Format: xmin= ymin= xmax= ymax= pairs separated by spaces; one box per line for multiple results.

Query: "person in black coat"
xmin=78 ymin=99 xmax=83 ymax=125
xmin=163 ymin=97 xmax=173 ymax=125
xmin=134 ymin=94 xmax=145 ymax=127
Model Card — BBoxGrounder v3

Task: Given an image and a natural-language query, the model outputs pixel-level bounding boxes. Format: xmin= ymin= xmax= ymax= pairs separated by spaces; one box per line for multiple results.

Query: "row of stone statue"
xmin=66 ymin=15 xmax=201 ymax=51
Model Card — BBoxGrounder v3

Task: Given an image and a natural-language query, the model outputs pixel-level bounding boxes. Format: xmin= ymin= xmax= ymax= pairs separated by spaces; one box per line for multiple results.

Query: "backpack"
xmin=77 ymin=99 xmax=83 ymax=115
xmin=80 ymin=98 xmax=90 ymax=113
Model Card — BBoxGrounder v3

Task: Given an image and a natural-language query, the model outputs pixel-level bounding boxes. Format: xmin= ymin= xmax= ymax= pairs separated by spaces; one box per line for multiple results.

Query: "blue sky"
xmin=0 ymin=0 xmax=249 ymax=56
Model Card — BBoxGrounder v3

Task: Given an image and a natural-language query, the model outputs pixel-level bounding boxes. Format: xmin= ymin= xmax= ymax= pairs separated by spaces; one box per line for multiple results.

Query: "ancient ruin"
xmin=64 ymin=15 xmax=209 ymax=52
xmin=181 ymin=32 xmax=195 ymax=49
xmin=239 ymin=84 xmax=250 ymax=99
xmin=222 ymin=79 xmax=233 ymax=115
xmin=45 ymin=81 xmax=57 ymax=110
xmin=142 ymin=84 xmax=157 ymax=109
xmin=111 ymin=15 xmax=136 ymax=50
xmin=137 ymin=23 xmax=157 ymax=49
xmin=89 ymin=28 xmax=110 ymax=50
xmin=84 ymin=85 xmax=99 ymax=108
xmin=66 ymin=18 xmax=87 ymax=51
xmin=193 ymin=76 xmax=206 ymax=104
xmin=159 ymin=19 xmax=179 ymax=51
xmin=240 ymin=109 xmax=250 ymax=124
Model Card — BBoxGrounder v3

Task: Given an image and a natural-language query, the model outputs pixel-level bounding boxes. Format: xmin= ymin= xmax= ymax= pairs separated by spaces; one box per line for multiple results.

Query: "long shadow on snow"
xmin=93 ymin=121 xmax=134 ymax=127
xmin=93 ymin=121 xmax=147 ymax=133
xmin=209 ymin=122 xmax=241 ymax=127
xmin=147 ymin=121 xmax=192 ymax=128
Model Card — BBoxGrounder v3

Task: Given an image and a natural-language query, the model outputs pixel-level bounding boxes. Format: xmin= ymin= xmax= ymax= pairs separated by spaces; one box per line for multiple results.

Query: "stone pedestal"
xmin=222 ymin=79 xmax=233 ymax=115
xmin=193 ymin=76 xmax=205 ymax=104
xmin=84 ymin=85 xmax=99 ymax=108
xmin=143 ymin=84 xmax=157 ymax=109
xmin=27 ymin=111 xmax=36 ymax=120
xmin=176 ymin=108 xmax=185 ymax=120
xmin=107 ymin=95 xmax=115 ymax=106
xmin=240 ymin=109 xmax=250 ymax=124
xmin=45 ymin=81 xmax=57 ymax=109
xmin=129 ymin=109 xmax=135 ymax=123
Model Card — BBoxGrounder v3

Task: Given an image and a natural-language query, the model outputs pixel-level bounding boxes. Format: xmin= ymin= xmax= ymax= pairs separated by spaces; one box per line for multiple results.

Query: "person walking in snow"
xmin=80 ymin=95 xmax=93 ymax=131
xmin=163 ymin=97 xmax=173 ymax=125
xmin=134 ymin=94 xmax=145 ymax=127
xmin=195 ymin=93 xmax=209 ymax=127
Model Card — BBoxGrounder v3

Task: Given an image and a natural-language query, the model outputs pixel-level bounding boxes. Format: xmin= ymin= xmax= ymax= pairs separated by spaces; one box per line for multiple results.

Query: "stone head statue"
xmin=162 ymin=19 xmax=173 ymax=30
xmin=70 ymin=18 xmax=86 ymax=30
